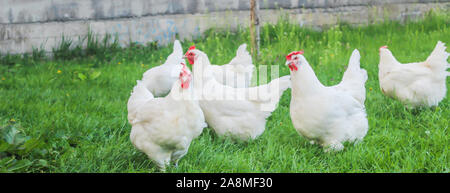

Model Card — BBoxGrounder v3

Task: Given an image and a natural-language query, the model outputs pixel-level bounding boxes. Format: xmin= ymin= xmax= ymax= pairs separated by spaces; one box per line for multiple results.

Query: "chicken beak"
xmin=285 ymin=60 xmax=291 ymax=66
xmin=286 ymin=60 xmax=298 ymax=71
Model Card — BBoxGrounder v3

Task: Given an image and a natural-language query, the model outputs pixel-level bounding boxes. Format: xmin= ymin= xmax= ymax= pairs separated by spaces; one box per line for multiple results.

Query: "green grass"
xmin=0 ymin=11 xmax=449 ymax=173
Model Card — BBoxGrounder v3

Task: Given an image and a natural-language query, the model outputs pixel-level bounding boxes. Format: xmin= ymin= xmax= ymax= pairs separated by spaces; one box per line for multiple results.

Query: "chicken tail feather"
xmin=343 ymin=49 xmax=368 ymax=83
xmin=127 ymin=80 xmax=154 ymax=119
xmin=173 ymin=40 xmax=182 ymax=55
xmin=335 ymin=49 xmax=367 ymax=104
xmin=228 ymin=44 xmax=253 ymax=68
xmin=426 ymin=41 xmax=449 ymax=73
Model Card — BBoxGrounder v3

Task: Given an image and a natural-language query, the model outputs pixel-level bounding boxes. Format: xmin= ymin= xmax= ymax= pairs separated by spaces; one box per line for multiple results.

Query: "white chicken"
xmin=141 ymin=40 xmax=184 ymax=97
xmin=185 ymin=48 xmax=291 ymax=141
xmin=378 ymin=41 xmax=449 ymax=108
xmin=287 ymin=50 xmax=369 ymax=152
xmin=127 ymin=63 xmax=206 ymax=171
xmin=186 ymin=44 xmax=254 ymax=88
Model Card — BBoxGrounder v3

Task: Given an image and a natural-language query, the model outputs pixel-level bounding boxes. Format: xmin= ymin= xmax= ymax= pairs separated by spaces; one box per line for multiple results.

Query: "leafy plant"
xmin=0 ymin=121 xmax=47 ymax=172
xmin=74 ymin=69 xmax=102 ymax=81
xmin=0 ymin=157 xmax=33 ymax=172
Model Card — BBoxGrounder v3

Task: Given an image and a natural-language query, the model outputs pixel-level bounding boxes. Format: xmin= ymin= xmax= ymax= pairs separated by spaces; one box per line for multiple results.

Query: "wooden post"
xmin=250 ymin=0 xmax=260 ymax=58
xmin=255 ymin=0 xmax=260 ymax=57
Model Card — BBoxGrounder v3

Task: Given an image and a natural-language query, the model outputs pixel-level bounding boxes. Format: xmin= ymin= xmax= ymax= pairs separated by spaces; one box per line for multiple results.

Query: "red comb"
xmin=380 ymin=45 xmax=388 ymax=49
xmin=188 ymin=45 xmax=196 ymax=51
xmin=286 ymin=50 xmax=304 ymax=60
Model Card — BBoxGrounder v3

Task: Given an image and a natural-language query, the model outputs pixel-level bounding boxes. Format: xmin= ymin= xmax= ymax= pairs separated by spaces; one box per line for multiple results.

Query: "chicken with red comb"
xmin=287 ymin=49 xmax=369 ymax=152
xmin=378 ymin=41 xmax=449 ymax=107
xmin=127 ymin=59 xmax=206 ymax=171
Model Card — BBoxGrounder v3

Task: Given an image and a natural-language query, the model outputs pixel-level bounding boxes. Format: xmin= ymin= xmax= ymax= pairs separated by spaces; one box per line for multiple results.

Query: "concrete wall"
xmin=1 ymin=0 xmax=449 ymax=54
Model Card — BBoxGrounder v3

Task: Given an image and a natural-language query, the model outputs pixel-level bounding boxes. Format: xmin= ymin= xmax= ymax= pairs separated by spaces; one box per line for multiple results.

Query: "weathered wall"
xmin=0 ymin=0 xmax=449 ymax=54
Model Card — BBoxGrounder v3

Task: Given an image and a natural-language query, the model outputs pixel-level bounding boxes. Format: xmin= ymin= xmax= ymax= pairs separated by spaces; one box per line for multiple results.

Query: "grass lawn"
xmin=0 ymin=11 xmax=448 ymax=173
